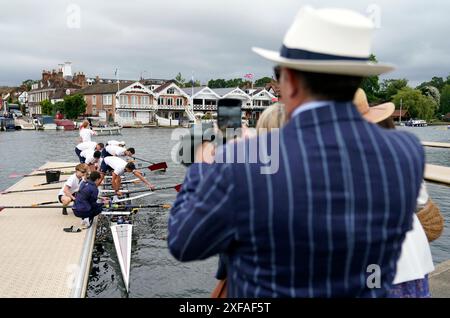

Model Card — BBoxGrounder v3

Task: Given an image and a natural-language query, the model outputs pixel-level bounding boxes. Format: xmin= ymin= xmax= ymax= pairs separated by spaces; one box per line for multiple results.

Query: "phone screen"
xmin=217 ymin=98 xmax=242 ymax=133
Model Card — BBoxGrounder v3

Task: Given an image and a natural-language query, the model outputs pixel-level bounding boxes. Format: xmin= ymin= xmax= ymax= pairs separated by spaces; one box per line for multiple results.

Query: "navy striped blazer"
xmin=168 ymin=102 xmax=425 ymax=297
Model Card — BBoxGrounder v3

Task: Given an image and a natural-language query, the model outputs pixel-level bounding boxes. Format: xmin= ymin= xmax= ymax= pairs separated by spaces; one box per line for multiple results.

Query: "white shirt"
xmin=76 ymin=141 xmax=97 ymax=151
xmin=80 ymin=149 xmax=97 ymax=165
xmin=291 ymin=101 xmax=333 ymax=118
xmin=104 ymin=156 xmax=127 ymax=175
xmin=106 ymin=145 xmax=126 ymax=156
xmin=393 ymin=183 xmax=435 ymax=284
xmin=107 ymin=140 xmax=125 ymax=146
xmin=79 ymin=128 xmax=95 ymax=142
xmin=58 ymin=173 xmax=82 ymax=196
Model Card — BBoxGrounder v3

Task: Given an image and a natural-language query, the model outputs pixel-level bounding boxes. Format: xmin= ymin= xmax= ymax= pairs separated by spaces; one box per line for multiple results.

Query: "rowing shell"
xmin=110 ymin=222 xmax=132 ymax=293
xmin=102 ymin=174 xmax=135 ymax=293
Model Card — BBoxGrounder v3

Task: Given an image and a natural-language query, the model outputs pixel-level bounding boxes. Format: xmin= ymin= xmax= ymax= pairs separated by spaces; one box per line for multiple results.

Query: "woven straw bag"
xmin=416 ymin=199 xmax=444 ymax=242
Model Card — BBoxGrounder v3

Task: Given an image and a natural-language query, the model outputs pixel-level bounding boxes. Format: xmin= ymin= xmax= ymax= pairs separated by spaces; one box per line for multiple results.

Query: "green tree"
xmin=417 ymin=76 xmax=445 ymax=92
xmin=379 ymin=78 xmax=408 ymax=101
xmin=63 ymin=94 xmax=86 ymax=119
xmin=254 ymin=77 xmax=273 ymax=88
xmin=185 ymin=79 xmax=201 ymax=87
xmin=392 ymin=87 xmax=437 ymax=121
xmin=40 ymin=100 xmax=53 ymax=115
xmin=440 ymin=85 xmax=450 ymax=115
xmin=175 ymin=72 xmax=185 ymax=87
xmin=208 ymin=79 xmax=227 ymax=88
xmin=22 ymin=79 xmax=34 ymax=91
xmin=360 ymin=54 xmax=380 ymax=103
xmin=420 ymin=86 xmax=440 ymax=106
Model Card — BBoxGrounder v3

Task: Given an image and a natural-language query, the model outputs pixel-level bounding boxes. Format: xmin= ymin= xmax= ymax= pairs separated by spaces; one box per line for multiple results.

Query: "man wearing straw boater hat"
xmin=168 ymin=6 xmax=425 ymax=297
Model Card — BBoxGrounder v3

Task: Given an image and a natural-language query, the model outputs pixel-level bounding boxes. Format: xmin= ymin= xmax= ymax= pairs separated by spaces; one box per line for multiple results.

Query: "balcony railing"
xmin=157 ymin=105 xmax=186 ymax=110
xmin=117 ymin=103 xmax=157 ymax=110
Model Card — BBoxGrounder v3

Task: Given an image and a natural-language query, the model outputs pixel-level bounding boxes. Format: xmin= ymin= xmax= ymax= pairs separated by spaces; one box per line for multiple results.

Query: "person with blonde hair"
xmin=79 ymin=119 xmax=96 ymax=142
xmin=58 ymin=163 xmax=88 ymax=216
xmin=256 ymin=102 xmax=286 ymax=132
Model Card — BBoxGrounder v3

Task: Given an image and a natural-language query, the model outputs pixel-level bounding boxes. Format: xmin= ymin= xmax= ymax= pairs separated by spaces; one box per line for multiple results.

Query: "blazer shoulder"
xmin=384 ymin=129 xmax=425 ymax=161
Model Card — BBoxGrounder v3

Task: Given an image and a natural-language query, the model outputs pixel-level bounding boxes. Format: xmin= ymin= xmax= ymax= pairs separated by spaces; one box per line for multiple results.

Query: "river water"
xmin=0 ymin=126 xmax=448 ymax=297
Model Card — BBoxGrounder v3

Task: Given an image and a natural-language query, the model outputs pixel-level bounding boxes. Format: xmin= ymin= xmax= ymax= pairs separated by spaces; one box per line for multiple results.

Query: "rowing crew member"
xmin=107 ymin=140 xmax=126 ymax=147
xmin=100 ymin=156 xmax=155 ymax=196
xmin=72 ymin=171 xmax=105 ymax=229
xmin=79 ymin=120 xmax=97 ymax=142
xmin=102 ymin=144 xmax=135 ymax=159
xmin=80 ymin=149 xmax=102 ymax=171
xmin=58 ymin=163 xmax=88 ymax=215
xmin=75 ymin=142 xmax=104 ymax=163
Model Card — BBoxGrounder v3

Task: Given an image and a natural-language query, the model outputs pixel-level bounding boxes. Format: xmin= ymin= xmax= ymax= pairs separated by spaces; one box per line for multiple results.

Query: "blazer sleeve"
xmin=90 ymin=186 xmax=103 ymax=212
xmin=168 ymin=163 xmax=236 ymax=262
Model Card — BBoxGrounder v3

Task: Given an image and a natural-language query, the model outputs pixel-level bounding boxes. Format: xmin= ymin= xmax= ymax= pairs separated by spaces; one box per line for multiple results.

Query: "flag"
xmin=244 ymin=73 xmax=254 ymax=80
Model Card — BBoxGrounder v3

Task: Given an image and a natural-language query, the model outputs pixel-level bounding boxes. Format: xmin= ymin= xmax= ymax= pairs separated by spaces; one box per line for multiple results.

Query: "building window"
xmin=176 ymin=98 xmax=183 ymax=106
xmin=119 ymin=95 xmax=128 ymax=105
xmin=103 ymin=95 xmax=113 ymax=105
xmin=158 ymin=97 xmax=163 ymax=105
xmin=131 ymin=95 xmax=137 ymax=105
xmin=92 ymin=106 xmax=97 ymax=115
xmin=92 ymin=95 xmax=97 ymax=105
xmin=141 ymin=96 xmax=149 ymax=105
xmin=167 ymin=98 xmax=173 ymax=106
xmin=167 ymin=88 xmax=175 ymax=94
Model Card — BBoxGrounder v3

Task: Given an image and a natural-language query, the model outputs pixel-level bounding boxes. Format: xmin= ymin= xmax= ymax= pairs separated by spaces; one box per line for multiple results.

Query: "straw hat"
xmin=353 ymin=88 xmax=395 ymax=123
xmin=252 ymin=6 xmax=395 ymax=76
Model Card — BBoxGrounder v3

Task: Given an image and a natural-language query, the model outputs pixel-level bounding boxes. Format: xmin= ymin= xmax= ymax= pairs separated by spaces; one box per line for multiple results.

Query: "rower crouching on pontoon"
xmin=58 ymin=163 xmax=88 ymax=215
xmin=75 ymin=141 xmax=104 ymax=163
xmin=102 ymin=144 xmax=135 ymax=159
xmin=80 ymin=149 xmax=102 ymax=172
xmin=107 ymin=140 xmax=126 ymax=147
xmin=100 ymin=156 xmax=155 ymax=196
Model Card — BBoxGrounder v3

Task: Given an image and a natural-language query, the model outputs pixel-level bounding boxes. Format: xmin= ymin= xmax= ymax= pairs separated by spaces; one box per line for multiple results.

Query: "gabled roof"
xmin=154 ymin=81 xmax=190 ymax=98
xmin=116 ymin=81 xmax=156 ymax=96
xmin=153 ymin=80 xmax=176 ymax=93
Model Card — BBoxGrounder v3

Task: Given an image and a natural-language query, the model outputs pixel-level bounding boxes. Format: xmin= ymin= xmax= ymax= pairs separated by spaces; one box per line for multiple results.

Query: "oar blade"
xmin=148 ymin=162 xmax=167 ymax=171
xmin=174 ymin=184 xmax=182 ymax=192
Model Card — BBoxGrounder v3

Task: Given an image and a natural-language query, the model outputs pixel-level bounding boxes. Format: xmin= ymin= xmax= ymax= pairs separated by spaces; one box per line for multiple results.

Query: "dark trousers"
xmin=75 ymin=148 xmax=83 ymax=163
xmin=73 ymin=208 xmax=102 ymax=223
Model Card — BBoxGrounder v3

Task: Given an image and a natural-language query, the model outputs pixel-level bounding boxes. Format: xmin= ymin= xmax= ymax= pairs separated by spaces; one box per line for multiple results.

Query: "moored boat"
xmin=54 ymin=119 xmax=76 ymax=131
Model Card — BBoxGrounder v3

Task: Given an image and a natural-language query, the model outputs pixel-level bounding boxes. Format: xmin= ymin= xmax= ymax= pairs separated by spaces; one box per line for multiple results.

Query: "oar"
xmin=0 ymin=203 xmax=171 ymax=212
xmin=110 ymin=192 xmax=154 ymax=203
xmin=35 ymin=165 xmax=77 ymax=171
xmin=104 ymin=203 xmax=172 ymax=210
xmin=0 ymin=186 xmax=61 ymax=195
xmin=10 ymin=171 xmax=73 ymax=178
xmin=132 ymin=157 xmax=168 ymax=172
xmin=34 ymin=180 xmax=66 ymax=187
xmin=101 ymin=184 xmax=182 ymax=196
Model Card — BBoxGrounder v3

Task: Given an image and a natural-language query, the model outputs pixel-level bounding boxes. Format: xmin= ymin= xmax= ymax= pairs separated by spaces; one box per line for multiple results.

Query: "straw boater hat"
xmin=253 ymin=6 xmax=395 ymax=76
xmin=353 ymin=88 xmax=395 ymax=123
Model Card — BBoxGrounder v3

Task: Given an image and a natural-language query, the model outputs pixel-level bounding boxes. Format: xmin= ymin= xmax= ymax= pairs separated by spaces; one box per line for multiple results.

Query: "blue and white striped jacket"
xmin=168 ymin=102 xmax=425 ymax=297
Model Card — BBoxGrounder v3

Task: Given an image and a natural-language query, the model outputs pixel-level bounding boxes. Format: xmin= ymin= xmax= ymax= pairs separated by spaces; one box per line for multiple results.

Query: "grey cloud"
xmin=0 ymin=0 xmax=449 ymax=86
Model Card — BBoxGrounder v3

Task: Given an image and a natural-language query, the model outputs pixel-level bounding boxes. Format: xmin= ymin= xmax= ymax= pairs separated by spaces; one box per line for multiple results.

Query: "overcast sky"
xmin=0 ymin=0 xmax=449 ymax=87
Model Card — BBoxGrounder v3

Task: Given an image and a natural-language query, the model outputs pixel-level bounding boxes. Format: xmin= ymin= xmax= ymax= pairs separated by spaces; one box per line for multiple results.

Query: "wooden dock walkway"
xmin=0 ymin=162 xmax=97 ymax=298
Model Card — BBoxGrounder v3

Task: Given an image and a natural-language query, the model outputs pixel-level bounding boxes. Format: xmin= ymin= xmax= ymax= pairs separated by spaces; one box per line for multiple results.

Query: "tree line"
xmin=361 ymin=55 xmax=450 ymax=121
xmin=174 ymin=72 xmax=273 ymax=89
